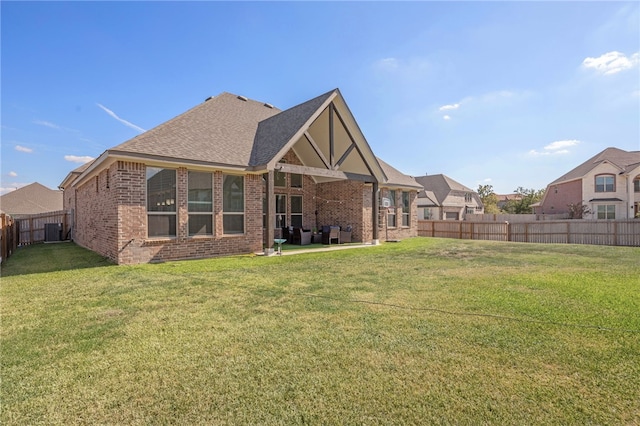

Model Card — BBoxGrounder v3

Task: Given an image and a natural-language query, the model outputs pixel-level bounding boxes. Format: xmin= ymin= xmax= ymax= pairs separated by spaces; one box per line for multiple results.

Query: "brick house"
xmin=535 ymin=147 xmax=640 ymax=219
xmin=60 ymin=89 xmax=422 ymax=264
xmin=414 ymin=174 xmax=484 ymax=220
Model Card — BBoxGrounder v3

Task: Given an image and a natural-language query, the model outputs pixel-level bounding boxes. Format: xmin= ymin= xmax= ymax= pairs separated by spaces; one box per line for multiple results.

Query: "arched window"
xmin=594 ymin=174 xmax=615 ymax=192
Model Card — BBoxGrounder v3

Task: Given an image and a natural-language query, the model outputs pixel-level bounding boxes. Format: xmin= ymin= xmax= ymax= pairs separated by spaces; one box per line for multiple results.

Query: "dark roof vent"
xmin=237 ymin=95 xmax=248 ymax=101
xmin=263 ymin=103 xmax=274 ymax=109
xmin=204 ymin=96 xmax=213 ymax=102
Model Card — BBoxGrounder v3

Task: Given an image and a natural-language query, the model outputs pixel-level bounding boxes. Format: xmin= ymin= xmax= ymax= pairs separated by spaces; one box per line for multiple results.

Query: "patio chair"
xmin=321 ymin=225 xmax=340 ymax=245
xmin=292 ymin=228 xmax=312 ymax=246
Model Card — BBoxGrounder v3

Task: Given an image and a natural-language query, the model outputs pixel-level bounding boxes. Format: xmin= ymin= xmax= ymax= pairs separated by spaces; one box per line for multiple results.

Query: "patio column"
xmin=264 ymin=171 xmax=275 ymax=255
xmin=372 ymin=181 xmax=380 ymax=245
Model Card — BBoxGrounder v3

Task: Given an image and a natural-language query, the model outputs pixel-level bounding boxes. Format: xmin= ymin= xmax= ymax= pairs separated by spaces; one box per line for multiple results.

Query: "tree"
xmin=567 ymin=203 xmax=590 ymax=219
xmin=477 ymin=184 xmax=500 ymax=214
xmin=502 ymin=187 xmax=545 ymax=214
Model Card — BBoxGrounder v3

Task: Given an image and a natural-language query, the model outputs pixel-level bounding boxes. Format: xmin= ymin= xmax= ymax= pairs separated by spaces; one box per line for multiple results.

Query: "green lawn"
xmin=2 ymin=239 xmax=639 ymax=425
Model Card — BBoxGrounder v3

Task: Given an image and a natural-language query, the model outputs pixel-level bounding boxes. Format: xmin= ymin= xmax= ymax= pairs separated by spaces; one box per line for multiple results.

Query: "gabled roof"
xmin=376 ymin=158 xmax=422 ymax=190
xmin=65 ymin=89 xmax=396 ymax=188
xmin=550 ymin=147 xmax=640 ymax=185
xmin=251 ymin=90 xmax=335 ymax=167
xmin=110 ymin=92 xmax=282 ymax=167
xmin=0 ymin=182 xmax=63 ymax=217
xmin=414 ymin=174 xmax=474 ymax=204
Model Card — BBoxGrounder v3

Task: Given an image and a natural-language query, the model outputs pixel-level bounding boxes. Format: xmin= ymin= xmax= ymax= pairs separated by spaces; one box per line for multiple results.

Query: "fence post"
xmin=506 ymin=221 xmax=511 ymax=242
xmin=29 ymin=217 xmax=34 ymax=245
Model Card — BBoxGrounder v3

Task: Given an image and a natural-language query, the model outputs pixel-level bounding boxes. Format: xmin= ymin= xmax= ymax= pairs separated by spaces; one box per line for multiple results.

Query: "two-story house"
xmin=536 ymin=147 xmax=640 ymax=219
xmin=414 ymin=174 xmax=484 ymax=220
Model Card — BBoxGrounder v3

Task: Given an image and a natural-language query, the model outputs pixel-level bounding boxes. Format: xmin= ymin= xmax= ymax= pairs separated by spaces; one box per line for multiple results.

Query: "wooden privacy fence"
xmin=15 ymin=210 xmax=72 ymax=246
xmin=1 ymin=213 xmax=18 ymax=264
xmin=418 ymin=219 xmax=640 ymax=247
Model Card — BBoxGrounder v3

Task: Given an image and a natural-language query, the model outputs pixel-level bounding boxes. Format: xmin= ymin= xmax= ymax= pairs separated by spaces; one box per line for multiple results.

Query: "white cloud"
xmin=544 ymin=140 xmax=580 ymax=151
xmin=439 ymin=103 xmax=460 ymax=111
xmin=15 ymin=145 xmax=33 ymax=153
xmin=442 ymin=115 xmax=451 ymax=121
xmin=97 ymin=103 xmax=146 ymax=133
xmin=528 ymin=140 xmax=580 ymax=157
xmin=8 ymin=171 xmax=17 ymax=177
xmin=374 ymin=57 xmax=399 ymax=72
xmin=64 ymin=155 xmax=95 ymax=164
xmin=582 ymin=51 xmax=640 ymax=75
xmin=33 ymin=120 xmax=61 ymax=129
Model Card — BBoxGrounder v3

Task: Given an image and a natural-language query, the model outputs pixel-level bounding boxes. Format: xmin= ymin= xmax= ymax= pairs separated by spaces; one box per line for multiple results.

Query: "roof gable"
xmin=550 ymin=147 xmax=640 ymax=185
xmin=414 ymin=174 xmax=473 ymax=204
xmin=250 ymin=90 xmax=335 ymax=167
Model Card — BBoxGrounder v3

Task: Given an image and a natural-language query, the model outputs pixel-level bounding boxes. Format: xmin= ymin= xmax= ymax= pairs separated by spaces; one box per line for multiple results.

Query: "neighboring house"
xmin=535 ymin=147 xmax=640 ymax=219
xmin=414 ymin=174 xmax=484 ymax=220
xmin=496 ymin=193 xmax=522 ymax=210
xmin=60 ymin=89 xmax=422 ymax=264
xmin=0 ymin=182 xmax=63 ymax=218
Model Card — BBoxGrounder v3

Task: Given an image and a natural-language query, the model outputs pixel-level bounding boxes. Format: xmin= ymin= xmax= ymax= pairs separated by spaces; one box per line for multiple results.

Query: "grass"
xmin=1 ymin=238 xmax=639 ymax=424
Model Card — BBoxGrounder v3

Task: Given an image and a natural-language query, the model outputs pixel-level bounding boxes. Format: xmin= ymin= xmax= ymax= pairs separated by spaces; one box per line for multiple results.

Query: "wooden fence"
xmin=16 ymin=210 xmax=72 ymax=246
xmin=465 ymin=213 xmax=569 ymax=222
xmin=418 ymin=219 xmax=640 ymax=247
xmin=1 ymin=213 xmax=18 ymax=264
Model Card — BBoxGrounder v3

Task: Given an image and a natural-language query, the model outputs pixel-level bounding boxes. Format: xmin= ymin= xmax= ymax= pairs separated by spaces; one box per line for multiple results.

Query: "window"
xmin=401 ymin=191 xmax=410 ymax=227
xmin=147 ymin=167 xmax=176 ymax=238
xmin=595 ymin=175 xmax=615 ymax=192
xmin=188 ymin=171 xmax=213 ymax=236
xmin=223 ymin=174 xmax=244 ymax=234
xmin=291 ymin=195 xmax=303 ymax=228
xmin=387 ymin=190 xmax=396 ymax=228
xmin=423 ymin=208 xmax=433 ymax=220
xmin=465 ymin=193 xmax=472 ymax=202
xmin=275 ymin=195 xmax=287 ymax=228
xmin=634 ymin=179 xmax=640 ymax=193
xmin=290 ymin=173 xmax=302 ymax=188
xmin=597 ymin=205 xmax=615 ymax=219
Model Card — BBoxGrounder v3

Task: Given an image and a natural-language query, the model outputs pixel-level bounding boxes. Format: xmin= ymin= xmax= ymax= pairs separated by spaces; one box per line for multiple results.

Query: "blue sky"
xmin=2 ymin=1 xmax=639 ymax=195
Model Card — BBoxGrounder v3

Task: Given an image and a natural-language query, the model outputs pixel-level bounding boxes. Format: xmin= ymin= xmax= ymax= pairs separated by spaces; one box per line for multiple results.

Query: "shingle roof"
xmin=0 ymin=182 xmax=63 ymax=217
xmin=414 ymin=174 xmax=474 ymax=204
xmin=110 ymin=92 xmax=283 ymax=167
xmin=250 ymin=90 xmax=336 ymax=167
xmin=550 ymin=147 xmax=640 ymax=185
xmin=376 ymin=157 xmax=422 ymax=189
xmin=68 ymin=89 xmax=417 ymax=190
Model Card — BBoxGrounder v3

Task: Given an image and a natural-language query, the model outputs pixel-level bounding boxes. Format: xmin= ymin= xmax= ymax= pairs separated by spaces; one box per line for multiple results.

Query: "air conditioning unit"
xmin=45 ymin=223 xmax=62 ymax=242
xmin=382 ymin=198 xmax=391 ymax=208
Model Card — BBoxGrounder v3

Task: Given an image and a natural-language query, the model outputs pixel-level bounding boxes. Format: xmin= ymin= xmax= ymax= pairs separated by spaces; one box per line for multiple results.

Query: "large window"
xmin=597 ymin=205 xmax=615 ymax=219
xmin=595 ymin=175 xmax=615 ymax=192
xmin=223 ymin=174 xmax=244 ymax=234
xmin=275 ymin=195 xmax=287 ymax=228
xmin=291 ymin=195 xmax=303 ymax=228
xmin=188 ymin=171 xmax=213 ymax=236
xmin=634 ymin=178 xmax=640 ymax=193
xmin=387 ymin=190 xmax=396 ymax=228
xmin=401 ymin=191 xmax=410 ymax=227
xmin=147 ymin=167 xmax=176 ymax=238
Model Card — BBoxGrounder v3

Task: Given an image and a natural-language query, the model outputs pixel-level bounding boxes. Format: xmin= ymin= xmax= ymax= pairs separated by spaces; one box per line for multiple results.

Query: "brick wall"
xmin=74 ymin=163 xmax=119 ymax=262
xmin=316 ymin=180 xmax=367 ymax=241
xmin=71 ymin=156 xmax=418 ymax=264
xmin=378 ymin=187 xmax=418 ymax=241
xmin=539 ymin=179 xmax=582 ymax=215
xmin=72 ymin=161 xmax=264 ymax=265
